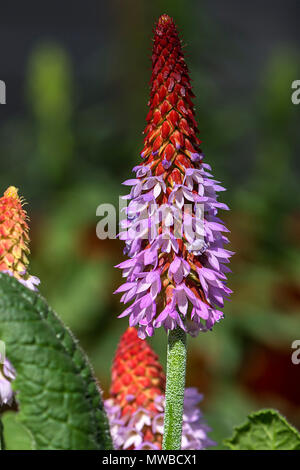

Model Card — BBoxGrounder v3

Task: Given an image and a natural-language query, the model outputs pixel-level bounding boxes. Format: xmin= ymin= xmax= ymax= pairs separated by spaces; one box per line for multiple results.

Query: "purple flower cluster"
xmin=115 ymin=162 xmax=233 ymax=338
xmin=0 ymin=358 xmax=16 ymax=406
xmin=105 ymin=387 xmax=215 ymax=450
xmin=2 ymin=269 xmax=40 ymax=292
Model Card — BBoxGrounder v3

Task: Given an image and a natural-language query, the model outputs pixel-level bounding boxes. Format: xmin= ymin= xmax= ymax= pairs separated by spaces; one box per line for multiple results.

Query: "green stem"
xmin=162 ymin=327 xmax=187 ymax=450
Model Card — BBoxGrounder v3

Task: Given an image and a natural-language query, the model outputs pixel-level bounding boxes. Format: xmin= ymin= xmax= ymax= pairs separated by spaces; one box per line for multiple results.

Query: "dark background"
xmin=0 ymin=0 xmax=300 ymax=447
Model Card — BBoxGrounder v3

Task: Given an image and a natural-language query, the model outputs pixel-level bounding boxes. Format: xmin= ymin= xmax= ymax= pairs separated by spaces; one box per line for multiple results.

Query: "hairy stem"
xmin=162 ymin=327 xmax=187 ymax=450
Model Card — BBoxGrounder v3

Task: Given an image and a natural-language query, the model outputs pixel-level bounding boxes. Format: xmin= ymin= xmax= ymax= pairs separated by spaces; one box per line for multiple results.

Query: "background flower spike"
xmin=0 ymin=186 xmax=40 ymax=291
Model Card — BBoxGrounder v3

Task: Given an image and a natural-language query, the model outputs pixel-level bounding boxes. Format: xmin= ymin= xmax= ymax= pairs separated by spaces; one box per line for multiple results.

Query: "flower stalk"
xmin=114 ymin=13 xmax=232 ymax=449
xmin=163 ymin=327 xmax=187 ymax=450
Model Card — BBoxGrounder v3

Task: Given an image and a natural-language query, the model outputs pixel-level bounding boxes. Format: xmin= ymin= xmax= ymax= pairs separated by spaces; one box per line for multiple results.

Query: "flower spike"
xmin=115 ymin=15 xmax=233 ymax=338
xmin=105 ymin=327 xmax=215 ymax=450
xmin=0 ymin=186 xmax=40 ymax=291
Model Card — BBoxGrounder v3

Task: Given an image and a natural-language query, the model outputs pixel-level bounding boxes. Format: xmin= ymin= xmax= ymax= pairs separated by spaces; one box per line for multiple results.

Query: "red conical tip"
xmin=157 ymin=14 xmax=173 ymax=26
xmin=110 ymin=327 xmax=166 ymax=417
xmin=155 ymin=14 xmax=178 ymax=37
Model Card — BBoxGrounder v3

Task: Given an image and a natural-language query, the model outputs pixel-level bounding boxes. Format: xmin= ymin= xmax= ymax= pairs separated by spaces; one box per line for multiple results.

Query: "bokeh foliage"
xmin=0 ymin=0 xmax=299 ymax=448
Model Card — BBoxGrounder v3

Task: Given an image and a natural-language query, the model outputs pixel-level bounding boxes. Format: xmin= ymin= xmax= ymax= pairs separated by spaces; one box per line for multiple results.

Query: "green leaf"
xmin=1 ymin=412 xmax=33 ymax=450
xmin=0 ymin=417 xmax=4 ymax=450
xmin=0 ymin=273 xmax=112 ymax=450
xmin=224 ymin=409 xmax=300 ymax=450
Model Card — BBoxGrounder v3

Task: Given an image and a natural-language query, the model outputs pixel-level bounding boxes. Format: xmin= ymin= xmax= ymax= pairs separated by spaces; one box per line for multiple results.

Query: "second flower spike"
xmin=105 ymin=327 xmax=215 ymax=450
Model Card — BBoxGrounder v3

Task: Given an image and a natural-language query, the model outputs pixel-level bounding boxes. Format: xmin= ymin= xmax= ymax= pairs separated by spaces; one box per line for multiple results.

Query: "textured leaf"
xmin=224 ymin=409 xmax=300 ymax=450
xmin=0 ymin=417 xmax=4 ymax=449
xmin=1 ymin=412 xmax=33 ymax=450
xmin=0 ymin=273 xmax=112 ymax=450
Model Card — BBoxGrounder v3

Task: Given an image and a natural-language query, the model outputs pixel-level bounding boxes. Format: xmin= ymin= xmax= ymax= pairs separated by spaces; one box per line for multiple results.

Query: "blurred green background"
xmin=0 ymin=0 xmax=300 ymax=448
